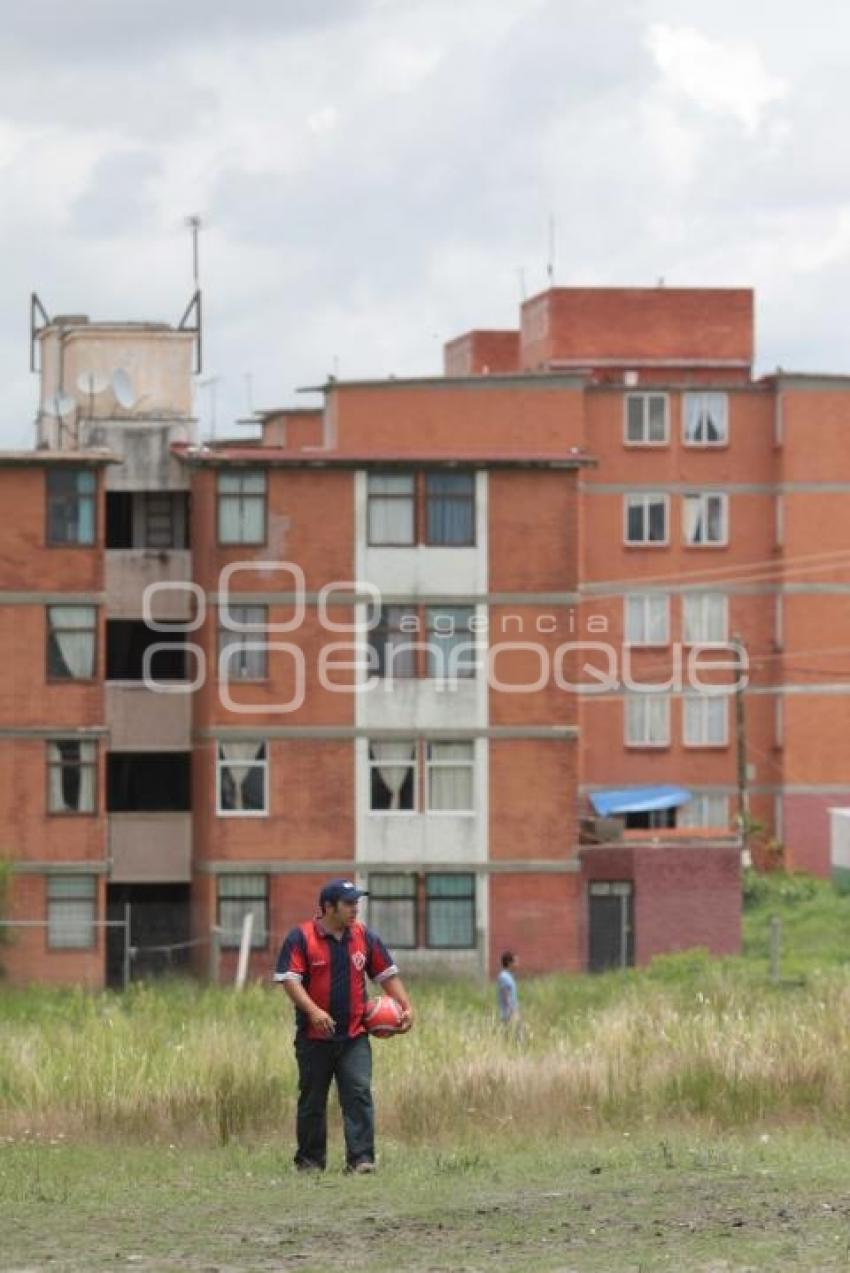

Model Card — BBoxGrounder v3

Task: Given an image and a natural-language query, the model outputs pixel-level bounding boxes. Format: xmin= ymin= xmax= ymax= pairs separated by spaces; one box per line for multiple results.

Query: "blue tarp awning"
xmin=589 ymin=785 xmax=692 ymax=817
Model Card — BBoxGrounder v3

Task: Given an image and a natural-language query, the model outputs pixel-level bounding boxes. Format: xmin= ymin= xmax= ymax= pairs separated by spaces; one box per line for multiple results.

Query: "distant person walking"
xmin=497 ymin=951 xmax=520 ymax=1034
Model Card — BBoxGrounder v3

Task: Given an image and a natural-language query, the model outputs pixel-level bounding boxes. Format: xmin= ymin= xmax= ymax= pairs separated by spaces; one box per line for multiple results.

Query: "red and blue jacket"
xmin=274 ymin=919 xmax=398 ymax=1041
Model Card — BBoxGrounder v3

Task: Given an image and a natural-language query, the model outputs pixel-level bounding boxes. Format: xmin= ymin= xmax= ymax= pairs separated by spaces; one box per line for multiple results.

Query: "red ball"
xmin=363 ymin=996 xmax=404 ymax=1038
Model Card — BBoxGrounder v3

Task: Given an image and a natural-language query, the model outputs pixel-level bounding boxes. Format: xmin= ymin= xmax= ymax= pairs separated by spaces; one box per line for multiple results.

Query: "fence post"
xmin=769 ymin=914 xmax=782 ymax=984
xmin=234 ymin=913 xmax=254 ymax=989
xmin=122 ymin=903 xmax=132 ymax=991
xmin=209 ymin=925 xmax=222 ymax=984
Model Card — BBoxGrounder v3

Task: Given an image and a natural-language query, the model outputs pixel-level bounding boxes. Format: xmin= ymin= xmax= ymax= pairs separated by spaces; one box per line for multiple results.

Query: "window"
xmin=624 ymin=494 xmax=668 ymax=545
xmin=679 ymin=795 xmax=730 ymax=828
xmin=106 ymin=619 xmax=186 ymax=681
xmin=368 ymin=604 xmax=477 ymax=679
xmin=683 ymin=493 xmax=727 ymax=546
xmin=625 ymin=695 xmax=670 ymax=746
xmin=47 ymin=874 xmax=96 ymax=949
xmin=218 ymin=606 xmax=268 ymax=680
xmin=217 ymin=471 xmax=266 ymax=544
xmin=624 ymin=594 xmax=669 ymax=646
xmin=107 ymin=753 xmax=191 ymax=812
xmin=367 ymin=873 xmax=417 ymax=948
xmin=682 ymin=593 xmax=728 ymax=644
xmin=426 ymin=741 xmax=474 ymax=812
xmin=369 ymin=741 xmax=416 ymax=811
xmin=426 ymin=472 xmax=475 ymax=545
xmin=425 ymin=606 xmax=477 ymax=678
xmin=426 ymin=874 xmax=476 ymax=948
xmin=217 ymin=742 xmax=268 ymax=815
xmin=369 ymin=606 xmax=419 ymax=678
xmin=46 ymin=605 xmax=96 ymax=680
xmin=46 ymin=469 xmax=96 ymax=545
xmin=683 ymin=392 xmax=728 ymax=445
xmin=683 ymin=694 xmax=728 ymax=746
xmin=366 ymin=471 xmax=476 ymax=547
xmin=217 ymin=874 xmax=268 ymax=949
xmin=367 ymin=474 xmax=415 ymax=545
xmin=106 ymin=491 xmax=190 ymax=549
xmin=47 ymin=740 xmax=96 ymax=814
xmin=625 ymin=394 xmax=668 ymax=445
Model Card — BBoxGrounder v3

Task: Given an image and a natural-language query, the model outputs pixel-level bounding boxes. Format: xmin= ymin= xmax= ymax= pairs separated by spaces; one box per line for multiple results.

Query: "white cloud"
xmin=646 ymin=22 xmax=787 ymax=133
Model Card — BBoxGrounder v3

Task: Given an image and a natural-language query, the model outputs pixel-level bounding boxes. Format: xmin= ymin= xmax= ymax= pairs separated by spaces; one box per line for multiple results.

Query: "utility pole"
xmin=732 ymin=633 xmax=750 ymax=861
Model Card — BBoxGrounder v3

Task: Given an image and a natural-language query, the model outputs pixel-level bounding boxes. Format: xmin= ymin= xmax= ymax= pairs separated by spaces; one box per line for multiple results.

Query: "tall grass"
xmin=2 ymin=873 xmax=850 ymax=1146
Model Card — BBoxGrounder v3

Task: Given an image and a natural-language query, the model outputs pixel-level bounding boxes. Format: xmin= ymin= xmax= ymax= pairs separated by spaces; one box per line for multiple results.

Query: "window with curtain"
xmin=46 ymin=605 xmax=96 ymax=679
xmin=47 ymin=874 xmax=96 ymax=949
xmin=369 ymin=741 xmax=416 ymax=811
xmin=624 ymin=594 xmax=669 ymax=646
xmin=217 ymin=471 xmax=266 ymax=544
xmin=683 ymin=493 xmax=727 ymax=545
xmin=426 ymin=472 xmax=475 ymax=545
xmin=46 ymin=469 xmax=96 ymax=545
xmin=47 ymin=739 xmax=97 ymax=813
xmin=625 ymin=394 xmax=668 ymax=445
xmin=367 ymin=873 xmax=417 ymax=948
xmin=367 ymin=605 xmax=418 ymax=677
xmin=426 ymin=741 xmax=474 ymax=811
xmin=679 ymin=795 xmax=730 ymax=828
xmin=683 ymin=392 xmax=728 ymax=445
xmin=217 ymin=874 xmax=268 ymax=948
xmin=367 ymin=473 xmax=415 ymax=545
xmin=218 ymin=605 xmax=268 ymax=679
xmin=425 ymin=606 xmax=477 ymax=678
xmin=217 ymin=741 xmax=268 ymax=814
xmin=683 ymin=694 xmax=728 ymax=746
xmin=625 ymin=694 xmax=670 ymax=746
xmin=426 ymin=874 xmax=475 ymax=948
xmin=682 ymin=593 xmax=728 ymax=644
xmin=625 ymin=494 xmax=667 ymax=544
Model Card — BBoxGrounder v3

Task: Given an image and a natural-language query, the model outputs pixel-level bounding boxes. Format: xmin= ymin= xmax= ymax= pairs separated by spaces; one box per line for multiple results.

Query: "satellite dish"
xmin=77 ymin=371 xmax=108 ymax=396
xmin=45 ymin=392 xmax=76 ymax=419
xmin=112 ymin=368 xmax=136 ymax=409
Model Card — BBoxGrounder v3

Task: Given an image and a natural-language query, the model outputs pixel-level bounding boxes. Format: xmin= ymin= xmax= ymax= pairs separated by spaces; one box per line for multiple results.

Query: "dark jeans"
xmin=294 ymin=1033 xmax=374 ymax=1169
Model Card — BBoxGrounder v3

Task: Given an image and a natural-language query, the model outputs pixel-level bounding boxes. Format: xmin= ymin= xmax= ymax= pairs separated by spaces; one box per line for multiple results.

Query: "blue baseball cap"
xmin=319 ymin=879 xmax=368 ymax=907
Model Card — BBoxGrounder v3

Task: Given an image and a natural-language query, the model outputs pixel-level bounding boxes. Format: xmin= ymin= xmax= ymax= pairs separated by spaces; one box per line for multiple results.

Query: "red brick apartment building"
xmin=9 ymin=281 xmax=845 ymax=989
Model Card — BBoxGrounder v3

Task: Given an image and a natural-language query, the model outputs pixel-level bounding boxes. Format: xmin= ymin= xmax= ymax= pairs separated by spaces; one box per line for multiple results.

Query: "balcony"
xmin=105 ymin=549 xmax=192 ymax=619
xmin=109 ymin=813 xmax=192 ymax=883
xmin=106 ymin=683 xmax=191 ymax=749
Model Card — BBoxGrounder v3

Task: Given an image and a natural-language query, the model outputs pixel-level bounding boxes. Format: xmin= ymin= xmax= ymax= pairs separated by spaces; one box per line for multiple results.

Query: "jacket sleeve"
xmin=365 ymin=928 xmax=399 ymax=983
xmin=274 ymin=927 xmax=308 ymax=983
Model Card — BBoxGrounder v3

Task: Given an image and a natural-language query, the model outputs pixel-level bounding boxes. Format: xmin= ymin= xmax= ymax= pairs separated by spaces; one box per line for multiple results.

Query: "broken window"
xmin=106 ymin=620 xmax=186 ymax=681
xmin=216 ymin=742 xmax=268 ymax=815
xmin=47 ymin=739 xmax=97 ymax=813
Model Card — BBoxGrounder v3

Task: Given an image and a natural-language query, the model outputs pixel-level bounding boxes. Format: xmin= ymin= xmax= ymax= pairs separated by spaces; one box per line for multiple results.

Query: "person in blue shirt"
xmin=496 ymin=951 xmax=520 ymax=1031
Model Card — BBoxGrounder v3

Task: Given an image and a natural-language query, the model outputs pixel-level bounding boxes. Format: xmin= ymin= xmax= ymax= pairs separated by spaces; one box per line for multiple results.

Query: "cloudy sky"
xmin=1 ymin=0 xmax=848 ymax=445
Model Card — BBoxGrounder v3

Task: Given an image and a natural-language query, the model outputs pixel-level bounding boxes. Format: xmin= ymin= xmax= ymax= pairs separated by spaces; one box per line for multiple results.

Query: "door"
xmin=106 ymin=884 xmax=191 ymax=988
xmin=588 ymin=881 xmax=634 ymax=972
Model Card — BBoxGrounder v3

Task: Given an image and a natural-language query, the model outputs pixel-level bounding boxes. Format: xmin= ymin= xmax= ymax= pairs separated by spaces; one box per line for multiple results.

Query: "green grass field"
xmin=3 ymin=870 xmax=850 ymax=1270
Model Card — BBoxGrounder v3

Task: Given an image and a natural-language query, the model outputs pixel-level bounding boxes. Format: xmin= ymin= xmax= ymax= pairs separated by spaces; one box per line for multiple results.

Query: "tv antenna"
xmin=178 ymin=214 xmax=203 ymax=373
xmin=199 ymin=376 xmax=221 ymax=440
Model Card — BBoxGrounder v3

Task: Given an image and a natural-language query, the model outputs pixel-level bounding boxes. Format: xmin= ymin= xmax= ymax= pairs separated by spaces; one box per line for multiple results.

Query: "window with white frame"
xmin=426 ymin=873 xmax=476 ymax=948
xmin=426 ymin=741 xmax=474 ymax=812
xmin=47 ymin=874 xmax=96 ymax=949
xmin=625 ymin=695 xmax=670 ymax=746
xmin=683 ymin=493 xmax=727 ymax=545
xmin=216 ymin=741 xmax=268 ymax=814
xmin=625 ymin=494 xmax=668 ymax=545
xmin=47 ymin=739 xmax=97 ymax=813
xmin=679 ymin=795 xmax=730 ymax=828
xmin=682 ymin=593 xmax=728 ymax=644
xmin=683 ymin=694 xmax=728 ymax=746
xmin=46 ymin=605 xmax=96 ymax=680
xmin=625 ymin=393 xmax=668 ymax=445
xmin=217 ymin=471 xmax=266 ymax=544
xmin=217 ymin=874 xmax=268 ymax=949
xmin=367 ymin=873 xmax=417 ymax=948
xmin=369 ymin=741 xmax=416 ymax=811
xmin=218 ymin=605 xmax=268 ymax=680
xmin=367 ymin=473 xmax=415 ymax=545
xmin=624 ymin=594 xmax=669 ymax=645
xmin=683 ymin=392 xmax=728 ymax=445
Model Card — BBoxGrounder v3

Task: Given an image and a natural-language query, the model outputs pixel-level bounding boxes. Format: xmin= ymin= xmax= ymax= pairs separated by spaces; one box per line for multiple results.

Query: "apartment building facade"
xmin=17 ymin=285 xmax=839 ymax=987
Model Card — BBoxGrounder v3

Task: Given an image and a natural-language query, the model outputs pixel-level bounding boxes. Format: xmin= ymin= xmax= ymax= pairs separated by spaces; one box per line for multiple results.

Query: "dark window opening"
xmin=105 ymin=492 xmax=190 ymax=549
xmin=623 ymin=808 xmax=677 ymax=830
xmin=106 ymin=884 xmax=191 ymax=988
xmin=107 ymin=752 xmax=191 ymax=812
xmin=106 ymin=619 xmax=186 ymax=681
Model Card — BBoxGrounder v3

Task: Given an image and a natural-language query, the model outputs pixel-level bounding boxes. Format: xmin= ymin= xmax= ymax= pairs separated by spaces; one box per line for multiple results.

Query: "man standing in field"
xmin=497 ymin=950 xmax=521 ymax=1034
xmin=274 ymin=879 xmax=413 ymax=1174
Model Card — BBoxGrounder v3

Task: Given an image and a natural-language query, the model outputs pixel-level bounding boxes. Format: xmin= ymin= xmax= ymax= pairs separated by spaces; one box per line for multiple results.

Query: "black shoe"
xmin=295 ymin=1158 xmax=324 ymax=1172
